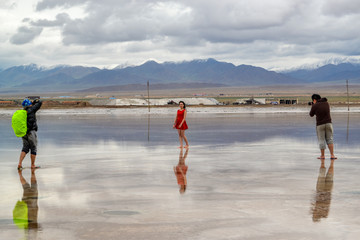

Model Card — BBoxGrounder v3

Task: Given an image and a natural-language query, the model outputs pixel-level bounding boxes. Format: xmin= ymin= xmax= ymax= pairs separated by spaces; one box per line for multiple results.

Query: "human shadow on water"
xmin=311 ymin=159 xmax=334 ymax=222
xmin=174 ymin=148 xmax=189 ymax=194
xmin=13 ymin=169 xmax=40 ymax=239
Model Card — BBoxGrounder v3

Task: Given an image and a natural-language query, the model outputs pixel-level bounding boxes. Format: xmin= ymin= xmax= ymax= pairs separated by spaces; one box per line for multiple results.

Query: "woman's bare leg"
xmin=178 ymin=129 xmax=183 ymax=148
xmin=181 ymin=130 xmax=189 ymax=148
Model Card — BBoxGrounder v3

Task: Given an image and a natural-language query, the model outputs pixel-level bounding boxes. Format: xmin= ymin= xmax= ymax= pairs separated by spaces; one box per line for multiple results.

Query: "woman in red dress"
xmin=173 ymin=101 xmax=189 ymax=148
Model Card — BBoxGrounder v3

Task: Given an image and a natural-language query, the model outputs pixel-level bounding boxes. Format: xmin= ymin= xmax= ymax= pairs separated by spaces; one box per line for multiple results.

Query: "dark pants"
xmin=22 ymin=131 xmax=38 ymax=155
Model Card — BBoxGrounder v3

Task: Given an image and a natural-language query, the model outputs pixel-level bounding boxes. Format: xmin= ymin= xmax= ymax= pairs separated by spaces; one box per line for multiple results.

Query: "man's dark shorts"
xmin=22 ymin=130 xmax=38 ymax=155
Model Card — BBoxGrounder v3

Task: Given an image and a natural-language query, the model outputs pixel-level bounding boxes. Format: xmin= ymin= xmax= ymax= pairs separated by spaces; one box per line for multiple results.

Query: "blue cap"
xmin=22 ymin=99 xmax=32 ymax=107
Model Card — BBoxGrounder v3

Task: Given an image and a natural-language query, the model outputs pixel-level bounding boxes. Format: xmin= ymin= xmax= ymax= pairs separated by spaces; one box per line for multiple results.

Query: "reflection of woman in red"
xmin=173 ymin=101 xmax=189 ymax=148
xmin=174 ymin=148 xmax=189 ymax=194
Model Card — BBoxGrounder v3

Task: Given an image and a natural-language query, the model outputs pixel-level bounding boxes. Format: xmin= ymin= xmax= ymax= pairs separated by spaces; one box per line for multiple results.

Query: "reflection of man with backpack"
xmin=17 ymin=98 xmax=42 ymax=170
xmin=13 ymin=168 xmax=40 ymax=231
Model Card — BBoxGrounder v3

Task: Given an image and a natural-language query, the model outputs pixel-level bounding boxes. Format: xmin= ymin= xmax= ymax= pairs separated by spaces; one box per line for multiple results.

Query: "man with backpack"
xmin=17 ymin=98 xmax=42 ymax=170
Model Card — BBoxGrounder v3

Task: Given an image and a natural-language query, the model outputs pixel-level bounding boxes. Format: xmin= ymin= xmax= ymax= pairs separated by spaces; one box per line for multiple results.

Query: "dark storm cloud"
xmin=36 ymin=0 xmax=86 ymax=11
xmin=4 ymin=0 xmax=360 ymax=69
xmin=10 ymin=26 xmax=43 ymax=45
xmin=35 ymin=0 xmax=193 ymax=45
xmin=30 ymin=13 xmax=70 ymax=27
xmin=60 ymin=7 xmax=159 ymax=44
xmin=322 ymin=0 xmax=360 ymax=16
xmin=33 ymin=0 xmax=342 ymax=46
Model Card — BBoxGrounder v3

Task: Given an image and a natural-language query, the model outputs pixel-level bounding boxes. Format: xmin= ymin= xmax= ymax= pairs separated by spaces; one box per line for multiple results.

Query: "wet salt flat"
xmin=1 ymin=107 xmax=360 ymax=240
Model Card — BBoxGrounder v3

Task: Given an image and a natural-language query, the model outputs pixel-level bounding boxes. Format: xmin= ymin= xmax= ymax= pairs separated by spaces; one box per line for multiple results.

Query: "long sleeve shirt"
xmin=309 ymin=98 xmax=332 ymax=126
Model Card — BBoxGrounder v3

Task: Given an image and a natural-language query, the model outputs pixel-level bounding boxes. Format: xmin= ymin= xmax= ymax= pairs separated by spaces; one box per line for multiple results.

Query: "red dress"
xmin=175 ymin=165 xmax=188 ymax=185
xmin=175 ymin=109 xmax=188 ymax=130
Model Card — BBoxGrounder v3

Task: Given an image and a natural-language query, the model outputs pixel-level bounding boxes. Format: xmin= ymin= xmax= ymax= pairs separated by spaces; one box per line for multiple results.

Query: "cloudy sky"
xmin=1 ymin=0 xmax=360 ymax=70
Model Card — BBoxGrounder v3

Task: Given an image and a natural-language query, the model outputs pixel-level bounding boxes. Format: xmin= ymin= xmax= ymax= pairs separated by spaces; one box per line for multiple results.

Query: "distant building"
xmin=0 ymin=101 xmax=15 ymax=105
xmin=279 ymin=99 xmax=298 ymax=104
xmin=62 ymin=101 xmax=82 ymax=105
xmin=167 ymin=100 xmax=177 ymax=105
xmin=58 ymin=96 xmax=73 ymax=98
xmin=235 ymin=98 xmax=266 ymax=105
xmin=27 ymin=96 xmax=40 ymax=100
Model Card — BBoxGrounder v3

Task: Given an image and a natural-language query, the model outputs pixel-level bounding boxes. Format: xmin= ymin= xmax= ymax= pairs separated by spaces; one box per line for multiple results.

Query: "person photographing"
xmin=309 ymin=94 xmax=336 ymax=160
xmin=18 ymin=98 xmax=42 ymax=170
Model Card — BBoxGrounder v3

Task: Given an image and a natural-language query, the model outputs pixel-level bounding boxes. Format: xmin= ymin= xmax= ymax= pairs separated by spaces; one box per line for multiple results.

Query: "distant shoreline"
xmin=1 ymin=103 xmax=360 ymax=109
xmin=1 ymin=104 xmax=359 ymax=117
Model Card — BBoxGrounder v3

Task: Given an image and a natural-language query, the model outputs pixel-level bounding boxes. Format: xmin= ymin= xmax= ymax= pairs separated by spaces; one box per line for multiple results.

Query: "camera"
xmin=27 ymin=96 xmax=40 ymax=104
xmin=308 ymin=102 xmax=313 ymax=106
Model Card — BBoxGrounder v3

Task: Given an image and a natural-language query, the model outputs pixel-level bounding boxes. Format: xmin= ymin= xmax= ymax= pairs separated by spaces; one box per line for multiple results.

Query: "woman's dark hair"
xmin=179 ymin=101 xmax=186 ymax=109
xmin=311 ymin=94 xmax=321 ymax=101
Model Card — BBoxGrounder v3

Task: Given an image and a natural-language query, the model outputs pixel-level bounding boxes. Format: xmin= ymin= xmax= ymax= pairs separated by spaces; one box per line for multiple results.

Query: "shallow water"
xmin=1 ymin=108 xmax=360 ymax=240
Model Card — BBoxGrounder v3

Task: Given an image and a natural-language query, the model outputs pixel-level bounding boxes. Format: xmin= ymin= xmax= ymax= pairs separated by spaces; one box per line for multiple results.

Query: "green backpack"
xmin=12 ymin=110 xmax=27 ymax=137
xmin=13 ymin=200 xmax=28 ymax=229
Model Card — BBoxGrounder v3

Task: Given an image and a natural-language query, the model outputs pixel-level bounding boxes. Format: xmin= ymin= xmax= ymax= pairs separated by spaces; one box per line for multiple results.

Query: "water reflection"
xmin=174 ymin=148 xmax=189 ymax=194
xmin=13 ymin=169 xmax=40 ymax=239
xmin=311 ymin=159 xmax=334 ymax=222
xmin=346 ymin=112 xmax=350 ymax=143
xmin=148 ymin=113 xmax=150 ymax=141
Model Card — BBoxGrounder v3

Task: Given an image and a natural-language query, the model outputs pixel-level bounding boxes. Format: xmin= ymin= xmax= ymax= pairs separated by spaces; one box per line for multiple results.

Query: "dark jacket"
xmin=309 ymin=98 xmax=332 ymax=126
xmin=24 ymin=100 xmax=42 ymax=133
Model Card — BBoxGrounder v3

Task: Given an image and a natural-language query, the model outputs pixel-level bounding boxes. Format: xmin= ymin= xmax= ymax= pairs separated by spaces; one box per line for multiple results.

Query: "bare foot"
xmin=317 ymin=156 xmax=325 ymax=159
xmin=178 ymin=146 xmax=183 ymax=149
xmin=184 ymin=145 xmax=189 ymax=149
xmin=17 ymin=165 xmax=22 ymax=170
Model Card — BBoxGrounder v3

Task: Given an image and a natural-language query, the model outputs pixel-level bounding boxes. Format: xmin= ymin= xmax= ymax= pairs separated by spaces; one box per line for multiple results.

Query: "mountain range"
xmin=0 ymin=59 xmax=359 ymax=92
xmin=282 ymin=63 xmax=360 ymax=83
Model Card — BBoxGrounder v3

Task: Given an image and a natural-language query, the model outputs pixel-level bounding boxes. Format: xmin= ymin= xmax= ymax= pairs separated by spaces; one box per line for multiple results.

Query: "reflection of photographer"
xmin=13 ymin=169 xmax=40 ymax=233
xmin=309 ymin=94 xmax=336 ymax=160
xmin=311 ymin=159 xmax=334 ymax=222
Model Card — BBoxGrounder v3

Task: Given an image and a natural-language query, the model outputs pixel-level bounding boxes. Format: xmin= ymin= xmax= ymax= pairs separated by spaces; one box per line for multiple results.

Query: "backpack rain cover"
xmin=12 ymin=110 xmax=27 ymax=137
